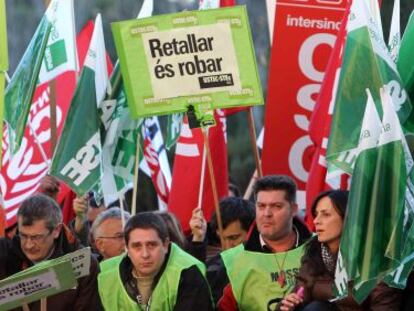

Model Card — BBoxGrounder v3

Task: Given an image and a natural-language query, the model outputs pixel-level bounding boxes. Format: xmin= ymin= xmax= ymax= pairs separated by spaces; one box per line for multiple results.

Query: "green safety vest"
xmin=221 ymin=243 xmax=305 ymax=311
xmin=98 ymin=243 xmax=206 ymax=311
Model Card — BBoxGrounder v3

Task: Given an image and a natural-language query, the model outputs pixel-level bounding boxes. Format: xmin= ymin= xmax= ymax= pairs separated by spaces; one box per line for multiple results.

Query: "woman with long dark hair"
xmin=279 ymin=190 xmax=402 ymax=311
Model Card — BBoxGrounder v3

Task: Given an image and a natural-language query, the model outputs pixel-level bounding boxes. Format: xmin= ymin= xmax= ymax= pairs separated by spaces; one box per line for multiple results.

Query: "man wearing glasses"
xmin=91 ymin=207 xmax=131 ymax=261
xmin=0 ymin=193 xmax=99 ymax=311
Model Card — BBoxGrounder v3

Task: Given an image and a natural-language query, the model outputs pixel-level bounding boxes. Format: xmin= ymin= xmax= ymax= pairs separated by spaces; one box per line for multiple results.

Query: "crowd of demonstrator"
xmin=0 ymin=174 xmax=413 ymax=311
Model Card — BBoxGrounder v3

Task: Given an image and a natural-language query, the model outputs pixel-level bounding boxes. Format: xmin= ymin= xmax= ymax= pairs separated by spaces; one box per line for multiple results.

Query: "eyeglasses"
xmin=97 ymin=233 xmax=124 ymax=240
xmin=18 ymin=231 xmax=52 ymax=244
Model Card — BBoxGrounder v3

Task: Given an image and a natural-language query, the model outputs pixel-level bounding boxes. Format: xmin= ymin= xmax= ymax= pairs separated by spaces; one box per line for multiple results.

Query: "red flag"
xmin=168 ymin=111 xmax=228 ymax=232
xmin=220 ymin=0 xmax=236 ymax=7
xmin=261 ymin=0 xmax=347 ymax=212
xmin=143 ymin=136 xmax=170 ymax=207
xmin=305 ymin=5 xmax=350 ymax=230
xmin=1 ymin=21 xmax=112 ymax=227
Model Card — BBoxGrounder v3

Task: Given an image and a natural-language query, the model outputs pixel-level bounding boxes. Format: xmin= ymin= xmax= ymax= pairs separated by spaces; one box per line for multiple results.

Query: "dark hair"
xmin=301 ymin=190 xmax=349 ymax=277
xmin=210 ymin=197 xmax=255 ymax=232
xmin=253 ymin=175 xmax=297 ymax=203
xmin=156 ymin=212 xmax=187 ymax=249
xmin=228 ymin=183 xmax=241 ymax=197
xmin=311 ymin=190 xmax=349 ymax=220
xmin=124 ymin=212 xmax=168 ymax=245
xmin=17 ymin=193 xmax=62 ymax=231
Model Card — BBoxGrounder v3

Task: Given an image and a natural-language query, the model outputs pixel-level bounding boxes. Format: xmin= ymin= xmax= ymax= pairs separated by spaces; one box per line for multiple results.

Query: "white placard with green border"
xmin=51 ymin=247 xmax=92 ymax=279
xmin=0 ymin=259 xmax=76 ymax=310
xmin=112 ymin=6 xmax=263 ymax=118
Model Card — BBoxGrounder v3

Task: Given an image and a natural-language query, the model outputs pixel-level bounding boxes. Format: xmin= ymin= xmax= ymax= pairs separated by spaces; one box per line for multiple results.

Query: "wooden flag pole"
xmin=43 ymin=0 xmax=58 ymax=157
xmin=243 ymin=169 xmax=258 ymax=200
xmin=202 ymin=126 xmax=225 ymax=248
xmin=247 ymin=107 xmax=262 ymax=178
xmin=197 ymin=136 xmax=207 ymax=209
xmin=131 ymin=130 xmax=141 ymax=216
xmin=40 ymin=298 xmax=47 ymax=311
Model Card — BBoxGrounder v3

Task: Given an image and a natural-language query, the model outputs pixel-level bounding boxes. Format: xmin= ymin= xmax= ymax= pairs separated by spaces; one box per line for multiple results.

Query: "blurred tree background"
xmin=4 ymin=0 xmax=414 ymax=211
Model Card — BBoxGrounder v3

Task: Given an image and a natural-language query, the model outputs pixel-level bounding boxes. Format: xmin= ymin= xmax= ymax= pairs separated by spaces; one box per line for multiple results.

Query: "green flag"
xmin=50 ymin=14 xmax=108 ymax=195
xmin=335 ymin=88 xmax=414 ymax=302
xmin=99 ymin=64 xmax=142 ymax=203
xmin=166 ymin=113 xmax=183 ymax=150
xmin=326 ymin=0 xmax=413 ymax=175
xmin=397 ymin=11 xmax=414 ymax=103
xmin=4 ymin=13 xmax=51 ymax=154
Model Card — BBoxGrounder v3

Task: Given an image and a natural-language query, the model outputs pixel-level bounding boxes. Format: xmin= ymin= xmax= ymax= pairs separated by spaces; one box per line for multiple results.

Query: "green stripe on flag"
xmin=4 ymin=16 xmax=51 ymax=153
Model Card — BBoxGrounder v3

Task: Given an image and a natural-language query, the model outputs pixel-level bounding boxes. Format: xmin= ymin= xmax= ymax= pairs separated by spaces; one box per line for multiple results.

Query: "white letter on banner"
xmin=289 ymin=135 xmax=312 ymax=182
xmin=298 ymin=33 xmax=336 ymax=82
xmin=60 ymin=133 xmax=100 ymax=186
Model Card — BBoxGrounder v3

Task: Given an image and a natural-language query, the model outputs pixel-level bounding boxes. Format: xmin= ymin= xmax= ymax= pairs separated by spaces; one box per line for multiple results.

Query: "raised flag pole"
xmin=247 ymin=108 xmax=262 ymax=177
xmin=201 ymin=126 xmax=225 ymax=247
xmin=43 ymin=0 xmax=58 ymax=156
xmin=131 ymin=130 xmax=141 ymax=216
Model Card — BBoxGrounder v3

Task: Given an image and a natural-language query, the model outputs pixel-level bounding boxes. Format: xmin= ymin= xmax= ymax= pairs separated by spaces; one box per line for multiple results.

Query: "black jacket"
xmin=97 ymin=244 xmax=214 ymax=311
xmin=0 ymin=225 xmax=99 ymax=311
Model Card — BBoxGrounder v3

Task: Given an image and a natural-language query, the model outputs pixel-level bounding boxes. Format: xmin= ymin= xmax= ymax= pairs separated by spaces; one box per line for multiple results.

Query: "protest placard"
xmin=0 ymin=259 xmax=76 ymax=310
xmin=54 ymin=247 xmax=91 ymax=279
xmin=112 ymin=6 xmax=263 ymax=118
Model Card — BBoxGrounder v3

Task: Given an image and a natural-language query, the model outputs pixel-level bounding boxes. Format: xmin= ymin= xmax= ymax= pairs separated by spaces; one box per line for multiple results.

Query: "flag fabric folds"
xmin=305 ymin=3 xmax=350 ymax=230
xmin=38 ymin=0 xmax=78 ymax=85
xmin=168 ymin=113 xmax=228 ymax=232
xmin=4 ymin=0 xmax=78 ymax=154
xmin=326 ymin=0 xmax=414 ymax=175
xmin=335 ymin=88 xmax=414 ymax=302
xmin=50 ymin=14 xmax=108 ymax=196
xmin=4 ymin=15 xmax=51 ymax=154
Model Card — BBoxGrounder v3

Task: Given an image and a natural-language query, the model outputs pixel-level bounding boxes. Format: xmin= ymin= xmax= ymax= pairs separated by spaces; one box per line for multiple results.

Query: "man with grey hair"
xmin=0 ymin=193 xmax=99 ymax=311
xmin=91 ymin=207 xmax=131 ymax=261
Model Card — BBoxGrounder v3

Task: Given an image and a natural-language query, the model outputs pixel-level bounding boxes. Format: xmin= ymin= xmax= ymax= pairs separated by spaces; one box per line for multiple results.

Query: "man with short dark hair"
xmin=0 ymin=193 xmax=99 ymax=311
xmin=218 ymin=175 xmax=311 ymax=311
xmin=98 ymin=212 xmax=213 ymax=310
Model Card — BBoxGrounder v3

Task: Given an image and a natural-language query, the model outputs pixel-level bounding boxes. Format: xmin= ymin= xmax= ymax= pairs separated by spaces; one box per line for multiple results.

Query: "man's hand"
xmin=73 ymin=196 xmax=88 ymax=233
xmin=38 ymin=175 xmax=60 ymax=200
xmin=279 ymin=293 xmax=303 ymax=311
xmin=189 ymin=207 xmax=207 ymax=242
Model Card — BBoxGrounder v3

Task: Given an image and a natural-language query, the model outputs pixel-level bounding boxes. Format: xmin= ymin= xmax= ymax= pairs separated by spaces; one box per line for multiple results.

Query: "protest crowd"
xmin=1 ymin=0 xmax=414 ymax=310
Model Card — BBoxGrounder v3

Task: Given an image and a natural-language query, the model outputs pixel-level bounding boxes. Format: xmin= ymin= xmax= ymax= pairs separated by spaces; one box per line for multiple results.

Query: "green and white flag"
xmin=388 ymin=0 xmax=400 ymax=62
xmin=326 ymin=0 xmax=413 ymax=175
xmin=50 ymin=14 xmax=108 ymax=195
xmin=334 ymin=89 xmax=382 ymax=300
xmin=335 ymin=88 xmax=414 ymax=302
xmin=4 ymin=12 xmax=51 ymax=154
xmin=38 ymin=0 xmax=78 ymax=85
xmin=166 ymin=113 xmax=183 ymax=150
xmin=397 ymin=11 xmax=414 ymax=103
xmin=99 ymin=65 xmax=142 ymax=204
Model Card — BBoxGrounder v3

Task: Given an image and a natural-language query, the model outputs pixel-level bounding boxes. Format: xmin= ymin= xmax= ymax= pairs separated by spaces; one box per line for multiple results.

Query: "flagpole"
xmin=202 ymin=126 xmax=225 ymax=247
xmin=131 ymin=131 xmax=141 ymax=216
xmin=197 ymin=137 xmax=207 ymax=209
xmin=43 ymin=0 xmax=58 ymax=159
xmin=119 ymin=192 xmax=126 ymax=229
xmin=247 ymin=108 xmax=262 ymax=178
xmin=243 ymin=169 xmax=258 ymax=200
